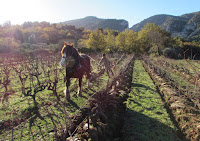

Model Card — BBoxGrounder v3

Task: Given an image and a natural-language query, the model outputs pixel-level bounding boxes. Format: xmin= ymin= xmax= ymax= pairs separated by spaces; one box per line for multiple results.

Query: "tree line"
xmin=1 ymin=21 xmax=200 ymax=59
xmin=85 ymin=23 xmax=200 ymax=59
xmin=0 ymin=21 xmax=88 ymax=53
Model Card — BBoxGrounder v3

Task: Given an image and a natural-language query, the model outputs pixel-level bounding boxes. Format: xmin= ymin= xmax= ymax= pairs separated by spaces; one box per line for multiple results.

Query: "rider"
xmin=98 ymin=54 xmax=114 ymax=78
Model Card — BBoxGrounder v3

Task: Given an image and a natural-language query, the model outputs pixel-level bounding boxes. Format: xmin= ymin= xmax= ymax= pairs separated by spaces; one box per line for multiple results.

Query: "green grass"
xmin=153 ymin=56 xmax=199 ymax=75
xmin=0 ymin=54 xmax=126 ymax=140
xmin=152 ymin=57 xmax=197 ymax=94
xmin=122 ymin=60 xmax=181 ymax=141
xmin=0 ymin=75 xmax=105 ymax=140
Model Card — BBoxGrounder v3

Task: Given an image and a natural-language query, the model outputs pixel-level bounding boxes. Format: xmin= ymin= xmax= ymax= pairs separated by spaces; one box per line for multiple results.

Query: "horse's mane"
xmin=61 ymin=42 xmax=80 ymax=59
xmin=61 ymin=42 xmax=71 ymax=55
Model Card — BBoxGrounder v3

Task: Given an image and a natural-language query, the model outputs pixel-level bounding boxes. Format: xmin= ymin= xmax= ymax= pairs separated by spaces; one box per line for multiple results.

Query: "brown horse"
xmin=60 ymin=43 xmax=91 ymax=100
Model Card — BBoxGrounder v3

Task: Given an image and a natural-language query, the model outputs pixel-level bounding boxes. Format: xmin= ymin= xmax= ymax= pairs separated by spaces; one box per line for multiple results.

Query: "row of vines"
xmin=142 ymin=56 xmax=200 ymax=140
xmin=0 ymin=52 xmax=133 ymax=140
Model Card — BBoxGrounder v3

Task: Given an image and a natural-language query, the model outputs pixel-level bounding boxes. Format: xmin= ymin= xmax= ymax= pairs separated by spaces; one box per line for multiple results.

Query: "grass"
xmin=152 ymin=57 xmax=198 ymax=94
xmin=0 ymin=74 xmax=105 ymax=140
xmin=153 ymin=56 xmax=199 ymax=75
xmin=122 ymin=60 xmax=181 ymax=141
xmin=0 ymin=54 xmax=126 ymax=140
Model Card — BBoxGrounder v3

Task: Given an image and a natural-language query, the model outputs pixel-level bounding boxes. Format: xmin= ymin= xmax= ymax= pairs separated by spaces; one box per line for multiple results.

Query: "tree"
xmin=43 ymin=27 xmax=58 ymax=44
xmin=22 ymin=22 xmax=33 ymax=29
xmin=116 ymin=32 xmax=126 ymax=52
xmin=86 ymin=29 xmax=106 ymax=52
xmin=138 ymin=23 xmax=171 ymax=55
xmin=3 ymin=21 xmax=11 ymax=28
xmin=104 ymin=29 xmax=116 ymax=53
xmin=28 ymin=34 xmax=36 ymax=44
xmin=39 ymin=22 xmax=50 ymax=28
xmin=125 ymin=30 xmax=138 ymax=53
xmin=14 ymin=28 xmax=24 ymax=43
xmin=0 ymin=37 xmax=19 ymax=53
xmin=172 ymin=36 xmax=184 ymax=48
xmin=38 ymin=33 xmax=49 ymax=44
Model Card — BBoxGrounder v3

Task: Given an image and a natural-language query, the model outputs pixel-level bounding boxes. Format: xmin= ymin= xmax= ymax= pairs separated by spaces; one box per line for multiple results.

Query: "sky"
xmin=0 ymin=0 xmax=200 ymax=27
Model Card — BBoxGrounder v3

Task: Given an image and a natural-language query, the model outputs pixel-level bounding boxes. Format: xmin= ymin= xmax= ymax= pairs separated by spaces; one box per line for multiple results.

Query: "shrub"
xmin=78 ymin=47 xmax=95 ymax=54
xmin=0 ymin=37 xmax=20 ymax=53
xmin=162 ymin=47 xmax=183 ymax=59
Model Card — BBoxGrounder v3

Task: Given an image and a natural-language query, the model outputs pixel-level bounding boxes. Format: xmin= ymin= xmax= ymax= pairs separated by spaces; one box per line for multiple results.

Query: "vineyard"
xmin=142 ymin=57 xmax=200 ymax=141
xmin=0 ymin=53 xmax=200 ymax=141
xmin=0 ymin=52 xmax=134 ymax=140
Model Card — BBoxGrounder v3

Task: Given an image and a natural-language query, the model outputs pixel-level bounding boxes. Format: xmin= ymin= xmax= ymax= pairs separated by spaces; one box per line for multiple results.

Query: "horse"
xmin=60 ymin=43 xmax=91 ymax=100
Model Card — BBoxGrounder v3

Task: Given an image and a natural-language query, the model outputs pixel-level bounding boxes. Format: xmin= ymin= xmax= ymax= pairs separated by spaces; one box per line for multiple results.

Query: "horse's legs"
xmin=65 ymin=78 xmax=70 ymax=100
xmin=77 ymin=78 xmax=82 ymax=96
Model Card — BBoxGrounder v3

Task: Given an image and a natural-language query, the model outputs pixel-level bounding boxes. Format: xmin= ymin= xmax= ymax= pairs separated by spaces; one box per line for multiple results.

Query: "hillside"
xmin=62 ymin=11 xmax=200 ymax=39
xmin=130 ymin=11 xmax=200 ymax=39
xmin=62 ymin=16 xmax=128 ymax=32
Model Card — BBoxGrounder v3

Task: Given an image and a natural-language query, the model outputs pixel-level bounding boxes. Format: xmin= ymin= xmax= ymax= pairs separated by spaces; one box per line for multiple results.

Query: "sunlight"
xmin=0 ymin=0 xmax=54 ymax=25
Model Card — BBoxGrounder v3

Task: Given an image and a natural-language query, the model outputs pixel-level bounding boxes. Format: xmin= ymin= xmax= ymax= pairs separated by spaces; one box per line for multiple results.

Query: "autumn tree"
xmin=38 ymin=33 xmax=49 ymax=44
xmin=0 ymin=37 xmax=20 ymax=53
xmin=104 ymin=29 xmax=117 ymax=53
xmin=115 ymin=32 xmax=126 ymax=52
xmin=14 ymin=27 xmax=24 ymax=43
xmin=86 ymin=29 xmax=106 ymax=52
xmin=125 ymin=30 xmax=138 ymax=53
xmin=138 ymin=23 xmax=171 ymax=55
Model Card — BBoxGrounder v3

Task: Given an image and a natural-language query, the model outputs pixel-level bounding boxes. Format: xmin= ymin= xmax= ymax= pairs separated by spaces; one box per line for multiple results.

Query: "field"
xmin=0 ymin=53 xmax=200 ymax=141
xmin=122 ymin=60 xmax=181 ymax=141
xmin=0 ymin=52 xmax=132 ymax=140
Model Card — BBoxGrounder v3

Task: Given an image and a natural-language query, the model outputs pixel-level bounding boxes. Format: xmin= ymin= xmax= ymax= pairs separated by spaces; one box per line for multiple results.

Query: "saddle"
xmin=65 ymin=55 xmax=81 ymax=75
xmin=66 ymin=54 xmax=90 ymax=75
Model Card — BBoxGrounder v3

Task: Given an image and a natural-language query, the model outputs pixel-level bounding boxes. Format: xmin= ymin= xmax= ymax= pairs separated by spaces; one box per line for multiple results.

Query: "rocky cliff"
xmin=62 ymin=16 xmax=128 ymax=32
xmin=131 ymin=11 xmax=200 ymax=39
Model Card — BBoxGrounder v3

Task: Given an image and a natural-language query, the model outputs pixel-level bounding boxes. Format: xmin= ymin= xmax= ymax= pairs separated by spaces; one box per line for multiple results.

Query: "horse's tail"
xmin=86 ymin=55 xmax=92 ymax=79
xmin=81 ymin=54 xmax=92 ymax=79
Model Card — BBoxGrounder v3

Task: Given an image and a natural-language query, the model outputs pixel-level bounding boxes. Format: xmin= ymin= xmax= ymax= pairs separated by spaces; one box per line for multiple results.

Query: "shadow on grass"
xmin=132 ymin=83 xmax=156 ymax=92
xmin=67 ymin=99 xmax=80 ymax=110
xmin=29 ymin=107 xmax=45 ymax=129
xmin=121 ymin=109 xmax=185 ymax=141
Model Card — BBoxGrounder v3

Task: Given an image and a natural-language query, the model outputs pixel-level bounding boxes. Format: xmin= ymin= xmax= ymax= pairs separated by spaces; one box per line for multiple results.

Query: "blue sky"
xmin=0 ymin=0 xmax=200 ymax=27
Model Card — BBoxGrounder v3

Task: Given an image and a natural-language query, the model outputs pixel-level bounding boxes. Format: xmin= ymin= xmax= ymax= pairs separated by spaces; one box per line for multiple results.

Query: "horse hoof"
xmin=66 ymin=95 xmax=70 ymax=100
xmin=64 ymin=90 xmax=70 ymax=100
xmin=78 ymin=92 xmax=82 ymax=96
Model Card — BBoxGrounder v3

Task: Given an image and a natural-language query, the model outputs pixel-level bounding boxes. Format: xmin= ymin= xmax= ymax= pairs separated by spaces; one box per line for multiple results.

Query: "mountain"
xmin=62 ymin=16 xmax=129 ymax=32
xmin=130 ymin=11 xmax=200 ymax=39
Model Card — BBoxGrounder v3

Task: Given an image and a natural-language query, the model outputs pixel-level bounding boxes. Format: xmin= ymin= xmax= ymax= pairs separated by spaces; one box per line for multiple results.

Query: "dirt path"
xmin=121 ymin=60 xmax=182 ymax=141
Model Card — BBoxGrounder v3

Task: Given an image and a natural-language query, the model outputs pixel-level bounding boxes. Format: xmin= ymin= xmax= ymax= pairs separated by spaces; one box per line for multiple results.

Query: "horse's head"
xmin=60 ymin=42 xmax=78 ymax=67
